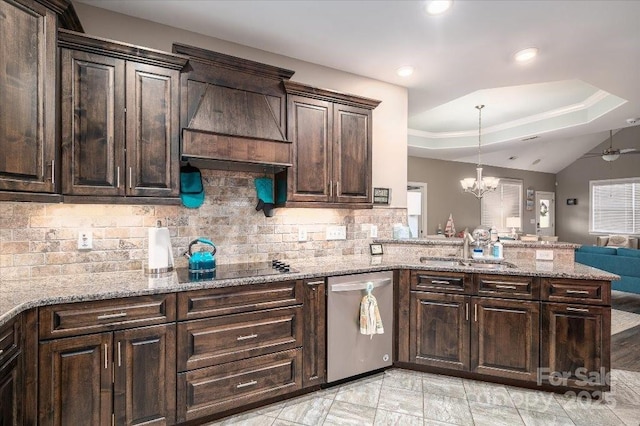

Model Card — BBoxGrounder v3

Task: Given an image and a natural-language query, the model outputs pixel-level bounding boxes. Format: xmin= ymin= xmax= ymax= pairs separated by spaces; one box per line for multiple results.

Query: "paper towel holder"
xmin=145 ymin=220 xmax=175 ymax=277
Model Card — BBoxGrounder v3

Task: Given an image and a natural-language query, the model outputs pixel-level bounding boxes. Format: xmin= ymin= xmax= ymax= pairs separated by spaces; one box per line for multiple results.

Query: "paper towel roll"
xmin=148 ymin=226 xmax=174 ymax=272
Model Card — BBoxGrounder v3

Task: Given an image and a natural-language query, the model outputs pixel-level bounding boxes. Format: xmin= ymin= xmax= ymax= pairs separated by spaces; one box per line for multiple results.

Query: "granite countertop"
xmin=375 ymin=238 xmax=581 ymax=249
xmin=0 ymin=255 xmax=618 ymax=328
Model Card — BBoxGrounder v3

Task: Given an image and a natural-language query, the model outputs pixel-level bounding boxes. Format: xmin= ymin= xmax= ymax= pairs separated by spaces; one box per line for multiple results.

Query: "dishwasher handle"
xmin=330 ymin=278 xmax=392 ymax=293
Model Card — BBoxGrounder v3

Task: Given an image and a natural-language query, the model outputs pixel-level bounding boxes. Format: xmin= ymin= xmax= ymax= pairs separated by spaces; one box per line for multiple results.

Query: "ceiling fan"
xmin=582 ymin=130 xmax=639 ymax=161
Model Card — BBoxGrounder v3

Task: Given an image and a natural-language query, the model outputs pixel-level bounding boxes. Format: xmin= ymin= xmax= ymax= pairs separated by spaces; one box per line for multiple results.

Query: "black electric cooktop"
xmin=176 ymin=260 xmax=298 ymax=282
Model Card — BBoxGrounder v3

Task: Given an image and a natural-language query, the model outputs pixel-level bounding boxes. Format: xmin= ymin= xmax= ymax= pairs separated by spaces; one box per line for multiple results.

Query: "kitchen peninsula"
xmin=0 ymin=250 xmax=617 ymax=425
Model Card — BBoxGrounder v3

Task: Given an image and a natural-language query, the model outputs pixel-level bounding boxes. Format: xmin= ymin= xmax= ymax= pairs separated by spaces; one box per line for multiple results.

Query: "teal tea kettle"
xmin=184 ymin=238 xmax=216 ymax=281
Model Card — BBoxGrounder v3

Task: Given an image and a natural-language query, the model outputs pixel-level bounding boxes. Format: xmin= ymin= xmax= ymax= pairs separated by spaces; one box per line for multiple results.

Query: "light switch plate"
xmin=298 ymin=228 xmax=308 ymax=242
xmin=536 ymin=249 xmax=554 ymax=261
xmin=78 ymin=230 xmax=93 ymax=250
xmin=326 ymin=225 xmax=347 ymax=240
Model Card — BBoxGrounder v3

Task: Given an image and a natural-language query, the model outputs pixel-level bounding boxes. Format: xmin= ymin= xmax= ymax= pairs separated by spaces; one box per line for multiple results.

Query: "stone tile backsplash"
xmin=0 ymin=170 xmax=407 ymax=279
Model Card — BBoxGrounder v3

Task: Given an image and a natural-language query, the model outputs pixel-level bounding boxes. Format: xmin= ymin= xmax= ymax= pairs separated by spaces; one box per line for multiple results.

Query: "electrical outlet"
xmin=77 ymin=230 xmax=93 ymax=250
xmin=370 ymin=225 xmax=378 ymax=238
xmin=298 ymin=228 xmax=308 ymax=242
xmin=536 ymin=249 xmax=554 ymax=261
xmin=326 ymin=225 xmax=347 ymax=240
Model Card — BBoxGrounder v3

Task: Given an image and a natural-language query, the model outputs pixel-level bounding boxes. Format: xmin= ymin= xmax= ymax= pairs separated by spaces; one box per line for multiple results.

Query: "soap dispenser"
xmin=492 ymin=237 xmax=503 ymax=259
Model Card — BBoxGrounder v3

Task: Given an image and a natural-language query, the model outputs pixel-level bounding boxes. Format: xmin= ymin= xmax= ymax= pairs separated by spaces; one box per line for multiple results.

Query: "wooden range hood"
xmin=173 ymin=43 xmax=295 ymax=172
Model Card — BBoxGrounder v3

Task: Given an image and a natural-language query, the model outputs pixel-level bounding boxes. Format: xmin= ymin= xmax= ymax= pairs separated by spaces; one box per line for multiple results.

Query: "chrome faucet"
xmin=462 ymin=229 xmax=475 ymax=260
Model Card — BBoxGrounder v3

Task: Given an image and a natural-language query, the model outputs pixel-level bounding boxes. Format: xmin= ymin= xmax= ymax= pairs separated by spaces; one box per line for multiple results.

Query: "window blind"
xmin=481 ymin=179 xmax=523 ymax=232
xmin=590 ymin=178 xmax=640 ymax=234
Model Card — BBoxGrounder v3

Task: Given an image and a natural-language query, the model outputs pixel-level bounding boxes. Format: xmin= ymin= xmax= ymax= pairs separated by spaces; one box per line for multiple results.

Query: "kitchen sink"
xmin=419 ymin=257 xmax=517 ymax=270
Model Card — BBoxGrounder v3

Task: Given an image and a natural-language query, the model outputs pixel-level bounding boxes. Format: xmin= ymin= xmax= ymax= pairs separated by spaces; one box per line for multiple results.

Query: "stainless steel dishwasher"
xmin=327 ymin=271 xmax=394 ymax=382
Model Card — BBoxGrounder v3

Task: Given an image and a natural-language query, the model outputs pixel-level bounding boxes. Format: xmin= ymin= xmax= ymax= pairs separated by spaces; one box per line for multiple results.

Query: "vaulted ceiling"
xmin=76 ymin=0 xmax=640 ymax=173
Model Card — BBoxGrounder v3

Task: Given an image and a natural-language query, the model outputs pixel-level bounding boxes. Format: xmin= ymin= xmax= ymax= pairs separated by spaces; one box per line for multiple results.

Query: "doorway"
xmin=407 ymin=182 xmax=427 ymax=238
xmin=535 ymin=191 xmax=555 ymax=237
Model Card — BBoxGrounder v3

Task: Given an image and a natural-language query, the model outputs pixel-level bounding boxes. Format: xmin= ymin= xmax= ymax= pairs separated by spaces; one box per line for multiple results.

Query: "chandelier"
xmin=460 ymin=105 xmax=499 ymax=199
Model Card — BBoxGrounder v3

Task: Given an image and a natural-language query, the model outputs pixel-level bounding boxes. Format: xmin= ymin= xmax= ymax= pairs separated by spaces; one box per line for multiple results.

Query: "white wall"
xmin=72 ymin=2 xmax=409 ymax=208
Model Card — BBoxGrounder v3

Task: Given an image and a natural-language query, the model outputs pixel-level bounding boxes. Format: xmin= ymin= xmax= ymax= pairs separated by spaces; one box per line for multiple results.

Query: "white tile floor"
xmin=208 ymin=309 xmax=640 ymax=426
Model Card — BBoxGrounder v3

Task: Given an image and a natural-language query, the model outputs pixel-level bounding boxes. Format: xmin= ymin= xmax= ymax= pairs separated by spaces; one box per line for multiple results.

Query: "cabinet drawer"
xmin=177 ymin=280 xmax=303 ymax=320
xmin=541 ymin=278 xmax=610 ymax=305
xmin=39 ymin=294 xmax=176 ymax=339
xmin=411 ymin=270 xmax=472 ymax=294
xmin=177 ymin=306 xmax=303 ymax=371
xmin=475 ymin=274 xmax=539 ymax=299
xmin=177 ymin=349 xmax=302 ymax=422
xmin=0 ymin=317 xmax=21 ymax=367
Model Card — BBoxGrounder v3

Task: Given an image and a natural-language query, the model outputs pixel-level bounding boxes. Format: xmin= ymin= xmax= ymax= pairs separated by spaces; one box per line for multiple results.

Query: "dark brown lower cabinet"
xmin=39 ymin=324 xmax=175 ymax=426
xmin=177 ymin=349 xmax=302 ymax=423
xmin=410 ymin=292 xmax=470 ymax=371
xmin=0 ymin=356 xmax=22 ymax=426
xmin=541 ymin=302 xmax=611 ymax=389
xmin=471 ymin=297 xmax=540 ymax=381
xmin=302 ymin=279 xmax=326 ymax=387
xmin=409 ymin=292 xmax=540 ymax=381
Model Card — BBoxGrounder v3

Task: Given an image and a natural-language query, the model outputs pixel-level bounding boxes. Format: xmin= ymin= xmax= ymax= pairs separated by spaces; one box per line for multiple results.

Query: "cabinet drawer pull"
xmin=104 ymin=344 xmax=108 ymax=369
xmin=236 ymin=380 xmax=258 ymax=389
xmin=97 ymin=312 xmax=128 ymax=320
xmin=307 ymin=280 xmax=324 ymax=286
xmin=237 ymin=334 xmax=258 ymax=341
xmin=566 ymin=307 xmax=589 ymax=313
xmin=566 ymin=290 xmax=590 ymax=295
xmin=431 ymin=280 xmax=452 ymax=285
xmin=494 ymin=284 xmax=517 ymax=290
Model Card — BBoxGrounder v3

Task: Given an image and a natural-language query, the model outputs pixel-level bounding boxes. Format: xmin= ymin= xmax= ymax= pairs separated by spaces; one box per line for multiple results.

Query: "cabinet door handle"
xmin=116 ymin=166 xmax=120 ymax=188
xmin=566 ymin=290 xmax=590 ymax=295
xmin=129 ymin=167 xmax=133 ymax=189
xmin=566 ymin=307 xmax=589 ymax=313
xmin=51 ymin=160 xmax=55 ymax=185
xmin=104 ymin=344 xmax=108 ymax=369
xmin=329 ymin=180 xmax=333 ymax=197
xmin=97 ymin=312 xmax=127 ymax=320
xmin=307 ymin=280 xmax=324 ymax=286
xmin=465 ymin=303 xmax=469 ymax=321
xmin=236 ymin=380 xmax=258 ymax=389
xmin=431 ymin=280 xmax=451 ymax=285
xmin=237 ymin=334 xmax=258 ymax=341
xmin=474 ymin=304 xmax=478 ymax=322
xmin=495 ymin=284 xmax=517 ymax=290
xmin=336 ymin=181 xmax=340 ymax=196
xmin=117 ymin=341 xmax=122 ymax=367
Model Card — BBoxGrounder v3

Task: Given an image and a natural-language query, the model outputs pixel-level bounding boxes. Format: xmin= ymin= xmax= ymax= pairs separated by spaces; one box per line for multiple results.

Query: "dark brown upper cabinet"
xmin=172 ymin=43 xmax=295 ymax=173
xmin=59 ymin=30 xmax=188 ymax=203
xmin=280 ymin=81 xmax=380 ymax=208
xmin=0 ymin=0 xmax=81 ymax=202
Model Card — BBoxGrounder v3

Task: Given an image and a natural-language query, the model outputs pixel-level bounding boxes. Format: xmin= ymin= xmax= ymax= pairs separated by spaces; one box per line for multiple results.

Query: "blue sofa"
xmin=575 ymin=245 xmax=640 ymax=294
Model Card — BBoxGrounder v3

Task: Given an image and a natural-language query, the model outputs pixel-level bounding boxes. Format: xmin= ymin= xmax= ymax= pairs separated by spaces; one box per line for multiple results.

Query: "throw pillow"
xmin=606 ymin=235 xmax=629 ymax=247
xmin=617 ymin=247 xmax=640 ymax=258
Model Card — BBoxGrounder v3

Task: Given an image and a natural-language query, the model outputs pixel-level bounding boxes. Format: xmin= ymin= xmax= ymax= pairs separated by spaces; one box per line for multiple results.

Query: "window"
xmin=481 ymin=178 xmax=523 ymax=232
xmin=590 ymin=178 xmax=640 ymax=234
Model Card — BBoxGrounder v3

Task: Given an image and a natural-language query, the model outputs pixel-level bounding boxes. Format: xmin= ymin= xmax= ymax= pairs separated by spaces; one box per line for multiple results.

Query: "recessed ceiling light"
xmin=509 ymin=156 xmax=518 ymax=160
xmin=514 ymin=47 xmax=539 ymax=63
xmin=532 ymin=159 xmax=541 ymax=165
xmin=396 ymin=66 xmax=414 ymax=77
xmin=426 ymin=0 xmax=453 ymax=15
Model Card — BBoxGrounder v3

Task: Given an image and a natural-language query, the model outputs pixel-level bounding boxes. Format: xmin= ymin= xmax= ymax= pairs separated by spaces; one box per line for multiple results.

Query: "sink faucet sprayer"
xmin=462 ymin=229 xmax=475 ymax=259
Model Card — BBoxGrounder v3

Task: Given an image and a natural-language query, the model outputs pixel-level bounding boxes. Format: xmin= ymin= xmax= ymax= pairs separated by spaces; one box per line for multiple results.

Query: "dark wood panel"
xmin=333 ymin=104 xmax=371 ymax=203
xmin=177 ymin=280 xmax=302 ymax=321
xmin=23 ymin=310 xmax=37 ymax=426
xmin=396 ymin=270 xmax=411 ymax=363
xmin=60 ymin=49 xmax=125 ymax=196
xmin=541 ymin=302 xmax=610 ymax=390
xmin=471 ymin=297 xmax=540 ymax=381
xmin=0 ymin=0 xmax=56 ymax=193
xmin=0 ymin=356 xmax=22 ymax=426
xmin=177 ymin=306 xmax=303 ymax=371
xmin=182 ymin=130 xmax=292 ymax=167
xmin=176 ymin=349 xmax=302 ymax=423
xmin=0 ymin=316 xmax=20 ymax=367
xmin=410 ymin=292 xmax=470 ymax=370
xmin=286 ymin=95 xmax=332 ymax=202
xmin=411 ymin=270 xmax=472 ymax=294
xmin=475 ymin=274 xmax=539 ymax=300
xmin=39 ymin=333 xmax=112 ymax=426
xmin=541 ymin=278 xmax=610 ymax=306
xmin=39 ymin=294 xmax=176 ymax=339
xmin=126 ymin=61 xmax=180 ymax=197
xmin=114 ymin=324 xmax=176 ymax=426
xmin=302 ymin=279 xmax=326 ymax=387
